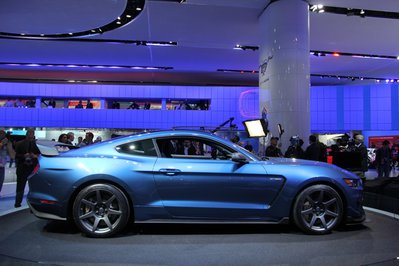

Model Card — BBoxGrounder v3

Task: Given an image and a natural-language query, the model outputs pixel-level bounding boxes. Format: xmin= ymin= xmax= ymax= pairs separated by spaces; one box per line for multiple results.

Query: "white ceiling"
xmin=0 ymin=0 xmax=398 ymax=86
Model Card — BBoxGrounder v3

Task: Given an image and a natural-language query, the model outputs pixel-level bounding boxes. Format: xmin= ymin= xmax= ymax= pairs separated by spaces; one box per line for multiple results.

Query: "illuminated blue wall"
xmin=0 ymin=82 xmax=259 ymax=129
xmin=311 ymin=84 xmax=397 ymax=133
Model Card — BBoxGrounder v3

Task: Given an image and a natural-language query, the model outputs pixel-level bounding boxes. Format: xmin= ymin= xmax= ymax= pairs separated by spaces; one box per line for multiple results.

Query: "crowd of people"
xmin=2 ymin=98 xmax=35 ymax=108
xmin=55 ymin=131 xmax=102 ymax=147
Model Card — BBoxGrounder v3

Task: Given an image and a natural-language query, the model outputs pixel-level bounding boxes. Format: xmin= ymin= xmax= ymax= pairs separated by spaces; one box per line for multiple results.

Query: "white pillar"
xmin=259 ymin=0 xmax=310 ymax=152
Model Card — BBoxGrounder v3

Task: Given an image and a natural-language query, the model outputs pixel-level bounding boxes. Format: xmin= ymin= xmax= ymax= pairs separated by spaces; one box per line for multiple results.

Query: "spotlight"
xmin=346 ymin=8 xmax=355 ymax=16
xmin=310 ymin=4 xmax=324 ymax=13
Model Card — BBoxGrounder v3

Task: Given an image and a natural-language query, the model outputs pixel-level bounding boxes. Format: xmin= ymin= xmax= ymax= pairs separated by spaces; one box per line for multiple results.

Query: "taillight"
xmin=32 ymin=163 xmax=40 ymax=175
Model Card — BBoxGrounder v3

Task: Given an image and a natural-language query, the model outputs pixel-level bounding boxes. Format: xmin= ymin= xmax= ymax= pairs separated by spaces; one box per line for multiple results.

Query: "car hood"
xmin=262 ymin=157 xmax=358 ymax=180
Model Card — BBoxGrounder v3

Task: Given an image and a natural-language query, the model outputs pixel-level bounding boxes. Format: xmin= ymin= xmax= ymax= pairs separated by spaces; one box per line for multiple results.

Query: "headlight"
xmin=343 ymin=178 xmax=361 ymax=188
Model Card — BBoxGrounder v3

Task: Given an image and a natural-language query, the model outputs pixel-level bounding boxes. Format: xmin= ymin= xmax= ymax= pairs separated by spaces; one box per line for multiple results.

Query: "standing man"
xmin=265 ymin=137 xmax=283 ymax=157
xmin=376 ymin=140 xmax=392 ymax=178
xmin=353 ymin=134 xmax=368 ymax=183
xmin=14 ymin=128 xmax=40 ymax=208
xmin=305 ymin=135 xmax=326 ymax=162
xmin=66 ymin=132 xmax=75 ymax=145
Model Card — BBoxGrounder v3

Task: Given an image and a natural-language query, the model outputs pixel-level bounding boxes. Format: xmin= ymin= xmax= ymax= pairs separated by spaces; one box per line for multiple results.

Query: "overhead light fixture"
xmin=137 ymin=41 xmax=177 ymax=47
xmin=311 ymin=50 xmax=399 ymax=60
xmin=233 ymin=45 xmax=259 ymax=51
xmin=0 ymin=0 xmax=145 ymax=39
xmin=217 ymin=69 xmax=259 ymax=74
xmin=310 ymin=4 xmax=324 ymax=13
xmin=312 ymin=74 xmax=399 ymax=84
xmin=0 ymin=62 xmax=173 ymax=71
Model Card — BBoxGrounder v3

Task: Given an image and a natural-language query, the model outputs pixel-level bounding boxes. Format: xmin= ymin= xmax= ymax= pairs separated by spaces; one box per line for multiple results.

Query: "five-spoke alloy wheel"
xmin=293 ymin=184 xmax=343 ymax=235
xmin=73 ymin=184 xmax=130 ymax=237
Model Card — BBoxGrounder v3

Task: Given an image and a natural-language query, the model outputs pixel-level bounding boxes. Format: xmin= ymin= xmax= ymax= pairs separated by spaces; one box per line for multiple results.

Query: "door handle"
xmin=159 ymin=168 xmax=181 ymax=176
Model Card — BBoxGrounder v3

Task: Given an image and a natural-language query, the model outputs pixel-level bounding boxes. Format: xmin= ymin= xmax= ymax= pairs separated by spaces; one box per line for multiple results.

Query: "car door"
xmin=153 ymin=137 xmax=285 ymax=220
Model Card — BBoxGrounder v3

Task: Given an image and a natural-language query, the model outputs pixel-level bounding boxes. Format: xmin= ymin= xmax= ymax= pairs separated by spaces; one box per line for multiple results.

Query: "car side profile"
xmin=28 ymin=130 xmax=365 ymax=237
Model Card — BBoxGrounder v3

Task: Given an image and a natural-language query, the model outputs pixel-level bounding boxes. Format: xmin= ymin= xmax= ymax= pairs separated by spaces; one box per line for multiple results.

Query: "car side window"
xmin=156 ymin=137 xmax=235 ymax=160
xmin=116 ymin=139 xmax=157 ymax=157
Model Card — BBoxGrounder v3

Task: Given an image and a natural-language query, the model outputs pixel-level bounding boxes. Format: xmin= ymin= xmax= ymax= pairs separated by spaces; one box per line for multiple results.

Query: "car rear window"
xmin=115 ymin=139 xmax=157 ymax=157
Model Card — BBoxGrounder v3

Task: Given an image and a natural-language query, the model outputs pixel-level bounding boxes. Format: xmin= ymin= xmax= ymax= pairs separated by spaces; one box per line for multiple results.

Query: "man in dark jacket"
xmin=353 ymin=134 xmax=368 ymax=183
xmin=305 ymin=135 xmax=326 ymax=162
xmin=376 ymin=140 xmax=392 ymax=178
xmin=14 ymin=128 xmax=40 ymax=208
xmin=265 ymin=137 xmax=282 ymax=157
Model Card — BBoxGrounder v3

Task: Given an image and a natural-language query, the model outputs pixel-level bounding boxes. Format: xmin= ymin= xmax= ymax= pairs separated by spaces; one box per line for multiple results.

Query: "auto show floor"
xmin=0 ymin=210 xmax=398 ymax=266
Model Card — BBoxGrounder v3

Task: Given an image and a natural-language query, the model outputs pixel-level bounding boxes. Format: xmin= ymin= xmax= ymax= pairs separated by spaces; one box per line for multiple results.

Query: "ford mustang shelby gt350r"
xmin=28 ymin=130 xmax=365 ymax=237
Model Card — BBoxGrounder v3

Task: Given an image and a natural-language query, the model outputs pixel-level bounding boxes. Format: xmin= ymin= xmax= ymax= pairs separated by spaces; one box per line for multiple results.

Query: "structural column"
xmin=259 ymin=0 xmax=310 ymax=151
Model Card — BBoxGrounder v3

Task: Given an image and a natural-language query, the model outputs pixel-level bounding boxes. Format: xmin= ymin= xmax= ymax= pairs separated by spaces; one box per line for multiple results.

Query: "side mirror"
xmin=231 ymin=152 xmax=249 ymax=164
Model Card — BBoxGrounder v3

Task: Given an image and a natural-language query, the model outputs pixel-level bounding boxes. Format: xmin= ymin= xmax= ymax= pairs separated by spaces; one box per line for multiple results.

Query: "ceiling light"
xmin=141 ymin=41 xmax=177 ymax=47
xmin=136 ymin=7 xmax=142 ymax=11
xmin=233 ymin=45 xmax=259 ymax=51
xmin=332 ymin=52 xmax=340 ymax=57
xmin=360 ymin=9 xmax=365 ymax=15
xmin=117 ymin=21 xmax=121 ymax=25
xmin=126 ymin=15 xmax=132 ymax=18
xmin=310 ymin=4 xmax=324 ymax=13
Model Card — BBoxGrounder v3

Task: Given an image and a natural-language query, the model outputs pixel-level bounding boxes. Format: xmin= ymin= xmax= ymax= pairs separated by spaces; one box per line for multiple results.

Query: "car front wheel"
xmin=72 ymin=183 xmax=130 ymax=237
xmin=293 ymin=184 xmax=343 ymax=235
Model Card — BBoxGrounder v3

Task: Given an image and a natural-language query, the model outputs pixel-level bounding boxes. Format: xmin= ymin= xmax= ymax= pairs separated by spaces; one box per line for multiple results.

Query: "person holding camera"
xmin=14 ymin=128 xmax=40 ymax=208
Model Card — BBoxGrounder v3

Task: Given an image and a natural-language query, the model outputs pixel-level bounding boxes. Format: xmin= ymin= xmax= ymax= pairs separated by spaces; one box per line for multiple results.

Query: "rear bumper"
xmin=28 ymin=201 xmax=67 ymax=221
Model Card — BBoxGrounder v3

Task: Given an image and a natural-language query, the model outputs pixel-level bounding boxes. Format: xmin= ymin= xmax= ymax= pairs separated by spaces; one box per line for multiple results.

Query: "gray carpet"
xmin=0 ymin=209 xmax=398 ymax=266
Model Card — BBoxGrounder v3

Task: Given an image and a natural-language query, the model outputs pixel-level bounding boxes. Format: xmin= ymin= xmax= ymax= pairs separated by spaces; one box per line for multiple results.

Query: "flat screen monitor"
xmin=242 ymin=119 xmax=268 ymax=138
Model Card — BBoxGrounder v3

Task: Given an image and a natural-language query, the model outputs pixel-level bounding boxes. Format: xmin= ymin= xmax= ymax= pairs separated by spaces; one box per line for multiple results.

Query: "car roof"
xmin=62 ymin=130 xmax=258 ymax=160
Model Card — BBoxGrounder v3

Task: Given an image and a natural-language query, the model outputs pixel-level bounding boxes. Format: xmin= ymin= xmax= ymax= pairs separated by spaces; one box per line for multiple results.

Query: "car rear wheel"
xmin=72 ymin=183 xmax=130 ymax=238
xmin=293 ymin=184 xmax=343 ymax=235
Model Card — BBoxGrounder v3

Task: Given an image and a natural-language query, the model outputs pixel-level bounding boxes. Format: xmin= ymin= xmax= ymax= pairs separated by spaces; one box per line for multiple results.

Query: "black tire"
xmin=72 ymin=183 xmax=130 ymax=238
xmin=292 ymin=184 xmax=343 ymax=235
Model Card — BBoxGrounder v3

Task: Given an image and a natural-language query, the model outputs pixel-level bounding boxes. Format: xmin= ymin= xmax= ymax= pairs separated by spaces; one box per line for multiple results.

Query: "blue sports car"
xmin=28 ymin=130 xmax=365 ymax=237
